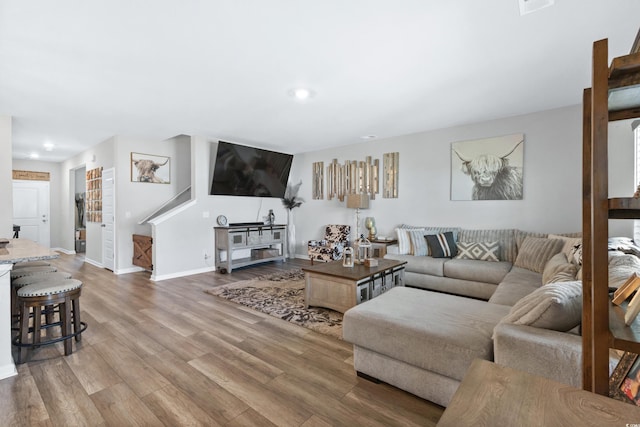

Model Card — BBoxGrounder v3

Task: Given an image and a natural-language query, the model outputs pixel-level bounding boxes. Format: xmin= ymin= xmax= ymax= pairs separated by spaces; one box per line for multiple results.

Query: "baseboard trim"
xmin=84 ymin=258 xmax=103 ymax=269
xmin=151 ymin=266 xmax=216 ymax=282
xmin=0 ymin=362 xmax=17 ymax=380
xmin=114 ymin=266 xmax=146 ymax=275
xmin=52 ymin=247 xmax=75 ymax=255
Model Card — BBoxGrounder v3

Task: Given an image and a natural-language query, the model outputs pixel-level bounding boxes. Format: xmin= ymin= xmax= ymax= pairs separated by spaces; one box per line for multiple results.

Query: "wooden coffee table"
xmin=302 ymin=259 xmax=406 ymax=313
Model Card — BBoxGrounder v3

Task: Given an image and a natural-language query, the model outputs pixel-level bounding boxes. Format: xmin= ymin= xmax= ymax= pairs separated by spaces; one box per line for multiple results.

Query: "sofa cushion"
xmin=443 ymin=259 xmax=511 ymax=284
xmin=541 ymin=252 xmax=577 ymax=285
xmin=455 ymin=241 xmax=500 ymax=262
xmin=499 ymin=280 xmax=582 ymax=332
xmin=425 ymin=232 xmax=457 ymax=258
xmin=384 ymin=253 xmax=446 ymax=276
xmin=514 ymin=237 xmax=564 ymax=274
xmin=458 ymin=229 xmax=516 ymax=263
xmin=488 ymin=267 xmax=542 ymax=306
xmin=343 ymin=287 xmax=510 ymax=382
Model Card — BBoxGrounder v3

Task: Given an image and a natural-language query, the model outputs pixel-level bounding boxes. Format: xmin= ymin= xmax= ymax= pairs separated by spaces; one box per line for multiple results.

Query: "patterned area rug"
xmin=205 ymin=269 xmax=343 ymax=339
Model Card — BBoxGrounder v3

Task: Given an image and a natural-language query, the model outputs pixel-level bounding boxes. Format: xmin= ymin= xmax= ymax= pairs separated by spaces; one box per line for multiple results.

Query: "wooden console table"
xmin=302 ymin=259 xmax=406 ymax=313
xmin=214 ymin=224 xmax=286 ymax=273
xmin=437 ymin=359 xmax=640 ymax=427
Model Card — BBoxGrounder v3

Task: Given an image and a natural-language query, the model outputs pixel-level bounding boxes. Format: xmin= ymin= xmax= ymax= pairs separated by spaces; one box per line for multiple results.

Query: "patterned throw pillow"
xmin=569 ymin=243 xmax=582 ymax=266
xmin=425 ymin=232 xmax=457 ymax=258
xmin=455 ymin=241 xmax=500 ymax=262
xmin=408 ymin=229 xmax=428 ymax=256
xmin=396 ymin=228 xmax=424 ymax=255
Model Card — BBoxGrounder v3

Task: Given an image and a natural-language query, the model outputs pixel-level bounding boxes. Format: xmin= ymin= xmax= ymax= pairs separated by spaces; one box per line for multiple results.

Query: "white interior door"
xmin=102 ymin=168 xmax=115 ymax=271
xmin=13 ymin=180 xmax=50 ymax=247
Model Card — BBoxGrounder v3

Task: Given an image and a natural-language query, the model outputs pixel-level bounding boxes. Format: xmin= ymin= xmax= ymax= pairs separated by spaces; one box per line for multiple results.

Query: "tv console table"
xmin=214 ymin=224 xmax=287 ymax=273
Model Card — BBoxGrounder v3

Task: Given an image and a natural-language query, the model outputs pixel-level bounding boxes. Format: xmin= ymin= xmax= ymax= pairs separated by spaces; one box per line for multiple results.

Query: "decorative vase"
xmin=287 ymin=210 xmax=296 ymax=259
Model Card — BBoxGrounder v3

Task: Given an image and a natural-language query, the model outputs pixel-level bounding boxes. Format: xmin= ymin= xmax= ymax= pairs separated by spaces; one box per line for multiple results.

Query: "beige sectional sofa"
xmin=343 ymin=227 xmax=627 ymax=407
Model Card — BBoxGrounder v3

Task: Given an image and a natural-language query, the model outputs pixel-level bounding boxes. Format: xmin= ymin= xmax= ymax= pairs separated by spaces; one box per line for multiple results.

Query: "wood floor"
xmin=0 ymin=254 xmax=444 ymax=426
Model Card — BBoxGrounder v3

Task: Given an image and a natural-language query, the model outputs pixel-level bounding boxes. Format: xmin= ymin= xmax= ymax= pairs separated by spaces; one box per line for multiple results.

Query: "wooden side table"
xmin=437 ymin=359 xmax=640 ymax=427
xmin=370 ymin=239 xmax=397 ymax=258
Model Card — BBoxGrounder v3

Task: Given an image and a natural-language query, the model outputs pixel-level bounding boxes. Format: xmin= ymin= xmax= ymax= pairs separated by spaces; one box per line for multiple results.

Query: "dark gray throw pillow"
xmin=425 ymin=232 xmax=457 ymax=258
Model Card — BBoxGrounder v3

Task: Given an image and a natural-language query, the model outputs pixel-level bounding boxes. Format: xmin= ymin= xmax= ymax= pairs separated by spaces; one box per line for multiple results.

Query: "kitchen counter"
xmin=0 ymin=239 xmax=59 ymax=380
xmin=0 ymin=238 xmax=59 ymax=264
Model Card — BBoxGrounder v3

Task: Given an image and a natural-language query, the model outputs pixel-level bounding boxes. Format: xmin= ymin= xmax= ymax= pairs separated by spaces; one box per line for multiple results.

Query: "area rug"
xmin=205 ymin=269 xmax=343 ymax=339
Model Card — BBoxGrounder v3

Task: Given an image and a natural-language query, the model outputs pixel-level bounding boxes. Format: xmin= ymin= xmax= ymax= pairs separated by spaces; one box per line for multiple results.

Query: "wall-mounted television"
xmin=209 ymin=141 xmax=293 ymax=198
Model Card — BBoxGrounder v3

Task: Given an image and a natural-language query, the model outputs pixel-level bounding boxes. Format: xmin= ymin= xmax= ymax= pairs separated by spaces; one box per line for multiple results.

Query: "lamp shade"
xmin=347 ymin=193 xmax=369 ymax=209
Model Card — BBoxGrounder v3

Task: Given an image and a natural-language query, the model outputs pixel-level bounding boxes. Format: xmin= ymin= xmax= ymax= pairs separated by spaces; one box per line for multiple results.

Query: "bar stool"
xmin=11 ymin=272 xmax=74 ymax=321
xmin=13 ymin=261 xmax=52 ymax=270
xmin=13 ymin=279 xmax=87 ymax=364
xmin=11 ymin=266 xmax=57 ymax=280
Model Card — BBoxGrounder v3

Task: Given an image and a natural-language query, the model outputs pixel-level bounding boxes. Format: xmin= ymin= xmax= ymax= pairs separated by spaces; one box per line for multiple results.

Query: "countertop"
xmin=0 ymin=239 xmax=59 ymax=265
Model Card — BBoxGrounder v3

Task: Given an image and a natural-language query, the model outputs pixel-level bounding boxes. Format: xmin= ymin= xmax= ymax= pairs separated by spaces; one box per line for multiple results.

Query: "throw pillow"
xmin=499 ymin=280 xmax=582 ymax=331
xmin=542 ymin=252 xmax=577 ymax=284
xmin=514 ymin=236 xmax=564 ymax=274
xmin=455 ymin=241 xmax=500 ymax=262
xmin=400 ymin=225 xmax=459 ymax=242
xmin=408 ymin=229 xmax=428 ymax=256
xmin=548 ymin=234 xmax=582 ymax=260
xmin=425 ymin=232 xmax=457 ymax=258
xmin=395 ymin=228 xmax=424 ymax=255
xmin=569 ymin=243 xmax=582 ymax=266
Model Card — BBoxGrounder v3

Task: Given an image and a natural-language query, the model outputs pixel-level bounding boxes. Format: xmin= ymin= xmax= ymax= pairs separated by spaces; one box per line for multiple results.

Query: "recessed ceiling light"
xmin=289 ymin=88 xmax=315 ymax=100
xmin=361 ymin=135 xmax=377 ymax=140
xmin=29 ymin=152 xmax=39 ymax=159
xmin=43 ymin=142 xmax=54 ymax=151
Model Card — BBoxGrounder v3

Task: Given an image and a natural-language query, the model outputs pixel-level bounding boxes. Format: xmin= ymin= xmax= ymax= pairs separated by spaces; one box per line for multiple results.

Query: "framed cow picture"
xmin=131 ymin=152 xmax=171 ymax=184
xmin=450 ymin=133 xmax=524 ymax=201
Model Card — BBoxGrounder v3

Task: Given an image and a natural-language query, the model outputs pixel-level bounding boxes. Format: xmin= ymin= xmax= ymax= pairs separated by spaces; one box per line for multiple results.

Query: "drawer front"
xmin=356 ymin=281 xmax=370 ymax=304
xmin=271 ymin=227 xmax=285 ymax=243
xmin=247 ymin=229 xmax=262 ymax=245
xmin=229 ymin=231 xmax=246 ymax=247
xmin=392 ymin=267 xmax=405 ymax=287
xmin=370 ymin=275 xmax=383 ymax=298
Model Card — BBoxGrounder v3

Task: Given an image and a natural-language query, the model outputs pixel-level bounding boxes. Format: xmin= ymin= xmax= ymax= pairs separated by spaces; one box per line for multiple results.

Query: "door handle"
xmin=101 ymin=224 xmax=106 ymax=228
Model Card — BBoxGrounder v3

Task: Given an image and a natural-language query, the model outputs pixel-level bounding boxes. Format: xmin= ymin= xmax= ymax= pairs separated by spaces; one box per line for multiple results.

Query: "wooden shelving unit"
xmin=85 ymin=167 xmax=103 ymax=223
xmin=584 ymin=33 xmax=640 ymax=395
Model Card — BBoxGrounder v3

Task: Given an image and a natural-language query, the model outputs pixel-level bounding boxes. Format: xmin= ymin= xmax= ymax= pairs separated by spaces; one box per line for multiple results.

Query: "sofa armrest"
xmin=493 ymin=322 xmax=583 ymax=388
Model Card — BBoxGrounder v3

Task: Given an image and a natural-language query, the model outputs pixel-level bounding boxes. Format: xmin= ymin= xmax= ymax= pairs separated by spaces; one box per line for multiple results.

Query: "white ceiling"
xmin=1 ymin=1 xmax=639 ymax=162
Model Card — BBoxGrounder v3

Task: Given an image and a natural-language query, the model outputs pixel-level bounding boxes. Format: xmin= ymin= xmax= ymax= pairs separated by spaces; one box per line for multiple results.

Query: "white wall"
xmin=150 ymin=136 xmax=288 ymax=280
xmin=287 ymin=105 xmax=636 ymax=255
xmin=0 ymin=116 xmax=12 ymax=237
xmin=148 ymin=105 xmax=639 ymax=278
xmin=11 ymin=160 xmax=63 ymax=247
xmin=45 ymin=103 xmax=637 ymax=279
xmin=114 ymin=135 xmax=190 ymax=273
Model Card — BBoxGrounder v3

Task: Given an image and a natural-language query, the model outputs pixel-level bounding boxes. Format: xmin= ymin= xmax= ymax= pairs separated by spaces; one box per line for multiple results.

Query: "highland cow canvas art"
xmin=451 ymin=134 xmax=524 ymax=201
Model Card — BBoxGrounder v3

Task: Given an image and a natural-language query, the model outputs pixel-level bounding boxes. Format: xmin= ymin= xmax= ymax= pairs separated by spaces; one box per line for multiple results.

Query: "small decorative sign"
xmin=12 ymin=170 xmax=50 ymax=181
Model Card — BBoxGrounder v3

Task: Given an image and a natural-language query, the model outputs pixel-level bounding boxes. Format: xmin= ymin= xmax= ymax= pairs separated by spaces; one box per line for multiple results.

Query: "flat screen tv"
xmin=210 ymin=141 xmax=293 ymax=198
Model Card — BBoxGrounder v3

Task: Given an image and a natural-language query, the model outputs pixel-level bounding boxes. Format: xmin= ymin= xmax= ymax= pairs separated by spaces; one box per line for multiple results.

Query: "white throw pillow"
xmin=396 ymin=228 xmax=424 ymax=255
xmin=499 ymin=281 xmax=582 ymax=331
